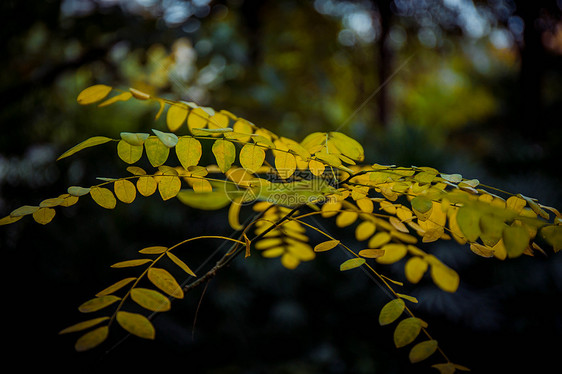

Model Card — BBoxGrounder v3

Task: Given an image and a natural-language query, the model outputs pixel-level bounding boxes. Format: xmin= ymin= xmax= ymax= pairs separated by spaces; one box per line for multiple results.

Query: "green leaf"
xmin=116 ymin=311 xmax=155 ymax=340
xmin=314 ymin=239 xmax=340 ymax=252
xmin=120 ymin=132 xmax=149 ymax=146
xmin=96 ymin=277 xmax=136 ymax=297
xmin=147 ymin=267 xmax=184 ymax=298
xmin=57 ymin=136 xmax=113 ymax=161
xmin=519 ymin=194 xmax=549 ymax=219
xmin=540 ymin=225 xmax=562 ymax=252
xmin=339 ymin=258 xmax=365 ymax=271
xmin=130 ymin=288 xmax=171 ymax=312
xmin=152 ymin=129 xmax=179 ymax=148
xmin=10 ymin=205 xmax=39 ymax=217
xmin=59 ymin=317 xmax=110 ymax=334
xmin=212 ymin=139 xmax=236 ymax=173
xmin=68 ymin=186 xmax=91 ymax=197
xmin=411 ymin=196 xmax=433 ymax=220
xmin=176 ymin=136 xmax=202 ymax=169
xmin=455 ymin=206 xmax=481 ymax=242
xmin=78 ymin=295 xmax=121 ymax=313
xmin=409 ymin=340 xmax=438 ymax=363
xmin=144 ymin=136 xmax=170 ymax=167
xmin=378 ymin=298 xmax=405 ymax=326
xmin=74 ymin=326 xmax=109 ymax=352
xmin=166 ymin=251 xmax=196 ymax=277
xmin=77 ymin=84 xmax=112 ymax=105
xmin=393 ymin=317 xmax=422 ymax=348
xmin=502 ymin=225 xmax=530 ymax=258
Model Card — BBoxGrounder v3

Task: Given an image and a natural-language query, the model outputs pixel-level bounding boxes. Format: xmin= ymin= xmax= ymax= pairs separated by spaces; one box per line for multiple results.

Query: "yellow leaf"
xmin=339 ymin=258 xmax=365 ymax=271
xmin=57 ymin=136 xmax=113 ymax=161
xmin=232 ymin=119 xmax=254 ymax=142
xmin=430 ymin=261 xmax=459 ymax=292
xmin=176 ymin=136 xmax=202 ymax=169
xmin=314 ymin=239 xmax=340 ymax=252
xmin=166 ymin=103 xmax=188 ymax=132
xmin=39 ymin=197 xmax=65 ymax=208
xmin=389 ymin=216 xmax=409 ymax=233
xmin=240 ymin=143 xmax=265 ymax=174
xmin=32 ymin=207 xmax=56 ymax=225
xmin=138 ymin=246 xmax=167 ymax=254
xmin=158 ymin=175 xmax=181 ymax=201
xmin=129 ymin=87 xmax=151 ymax=100
xmin=397 ymin=293 xmax=418 ymax=303
xmin=144 ymin=136 xmax=170 ymax=167
xmin=409 ymin=340 xmax=438 ymax=363
xmin=97 ymin=91 xmax=132 ymax=107
xmin=519 ymin=194 xmax=549 ymax=219
xmin=328 ymin=131 xmax=364 ymax=161
xmin=422 ymin=227 xmax=444 ymax=243
xmin=506 ymin=195 xmax=526 ymax=213
xmin=147 ymin=267 xmax=184 ymax=298
xmin=90 ymin=187 xmax=117 ymax=209
xmin=77 ymin=84 xmax=112 ymax=105
xmin=393 ymin=317 xmax=422 ymax=348
xmin=113 ymin=179 xmax=136 ymax=204
xmin=116 ymin=311 xmax=155 ymax=340
xmin=456 ymin=206 xmax=481 ymax=242
xmin=75 ymin=326 xmax=109 ymax=352
xmin=308 ymin=159 xmax=325 ymax=176
xmin=336 ymin=211 xmax=358 ymax=228
xmin=321 ymin=199 xmax=341 ymax=218
xmin=59 ymin=317 xmax=109 ymax=334
xmin=368 ymin=232 xmax=391 ymax=248
xmin=96 ymin=278 xmax=136 ymax=297
xmin=176 ymin=189 xmax=231 ymax=210
xmin=274 ymin=152 xmax=297 ymax=179
xmin=78 ymin=295 xmax=121 ymax=313
xmin=212 ymin=139 xmax=236 ymax=173
xmin=0 ymin=215 xmax=23 ymax=226
xmin=358 ymin=249 xmax=385 ymax=258
xmin=355 ymin=221 xmax=376 ymax=241
xmin=187 ymin=107 xmax=210 ymax=131
xmin=356 ymin=198 xmax=374 ymax=213
xmin=117 ymin=140 xmax=143 ymax=164
xmin=469 ymin=242 xmax=495 ymax=258
xmin=378 ymin=298 xmax=405 ymax=326
xmin=130 ymin=288 xmax=171 ymax=312
xmin=167 ymin=251 xmax=196 ymax=277
xmin=110 ymin=259 xmax=152 ymax=268
xmin=136 ymin=176 xmax=157 ymax=197
xmin=404 ymin=257 xmax=428 ymax=284
xmin=376 ymin=244 xmax=408 ymax=264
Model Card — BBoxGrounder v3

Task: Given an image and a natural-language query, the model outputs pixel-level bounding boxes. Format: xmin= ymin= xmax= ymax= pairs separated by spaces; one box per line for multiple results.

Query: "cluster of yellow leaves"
xmin=251 ymin=201 xmax=315 ymax=269
xmin=59 ymin=244 xmax=196 ymax=352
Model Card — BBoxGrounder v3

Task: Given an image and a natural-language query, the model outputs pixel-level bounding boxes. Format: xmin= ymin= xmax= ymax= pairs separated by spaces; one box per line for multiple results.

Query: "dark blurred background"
xmin=1 ymin=0 xmax=561 ymax=373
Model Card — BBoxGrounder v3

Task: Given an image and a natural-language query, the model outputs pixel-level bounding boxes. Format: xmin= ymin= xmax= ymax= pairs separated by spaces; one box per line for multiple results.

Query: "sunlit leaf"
xmin=166 ymin=251 xmax=196 ymax=277
xmin=404 ymin=257 xmax=428 ymax=284
xmin=212 ymin=139 xmax=236 ymax=173
xmin=355 ymin=221 xmax=376 ymax=241
xmin=57 ymin=136 xmax=113 ymax=161
xmin=308 ymin=159 xmax=325 ymax=176
xmin=120 ymin=132 xmax=149 ymax=146
xmin=98 ymin=91 xmax=132 ymax=107
xmin=130 ymin=288 xmax=171 ymax=312
xmin=166 ymin=103 xmax=188 ymax=132
xmin=409 ymin=340 xmax=438 ymax=363
xmin=77 ymin=85 xmax=112 ymax=105
xmin=376 ymin=244 xmax=408 ymax=264
xmin=59 ymin=317 xmax=109 ymax=334
xmin=158 ymin=174 xmax=181 ymax=201
xmin=129 ymin=87 xmax=150 ymax=100
xmin=339 ymin=258 xmax=365 ymax=271
xmin=314 ymin=239 xmax=340 ymax=252
xmin=96 ymin=277 xmax=136 ymax=297
xmin=113 ymin=179 xmax=136 ymax=204
xmin=152 ymin=129 xmax=179 ymax=148
xmin=274 ymin=152 xmax=297 ymax=179
xmin=136 ymin=176 xmax=157 ymax=197
xmin=503 ymin=225 xmax=530 ymax=258
xmin=176 ymin=189 xmax=231 ymax=210
xmin=90 ymin=187 xmax=117 ymax=209
xmin=116 ymin=311 xmax=155 ymax=340
xmin=394 ymin=317 xmax=422 ymax=348
xmin=358 ymin=249 xmax=385 ymax=258
xmin=176 ymin=136 xmax=202 ymax=169
xmin=78 ymin=295 xmax=120 ymax=313
xmin=240 ymin=143 xmax=266 ymax=174
xmin=117 ymin=140 xmax=143 ymax=164
xmin=329 ymin=131 xmax=364 ymax=161
xmin=379 ymin=298 xmax=405 ymax=326
xmin=74 ymin=326 xmax=109 ymax=352
xmin=110 ymin=259 xmax=152 ymax=268
xmin=144 ymin=136 xmax=170 ymax=167
xmin=368 ymin=232 xmax=392 ymax=248
xmin=32 ymin=207 xmax=56 ymax=225
xmin=336 ymin=211 xmax=358 ymax=228
xmin=187 ymin=107 xmax=210 ymax=131
xmin=147 ymin=267 xmax=184 ymax=298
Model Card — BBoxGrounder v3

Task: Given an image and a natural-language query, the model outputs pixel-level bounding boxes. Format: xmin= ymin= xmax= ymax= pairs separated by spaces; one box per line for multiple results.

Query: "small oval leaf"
xmin=314 ymin=239 xmax=340 ymax=252
xmin=78 ymin=295 xmax=121 ymax=313
xmin=409 ymin=340 xmax=438 ymax=363
xmin=130 ymin=288 xmax=171 ymax=312
xmin=116 ymin=311 xmax=155 ymax=340
xmin=378 ymin=298 xmax=405 ymax=326
xmin=74 ymin=326 xmax=109 ymax=352
xmin=147 ymin=267 xmax=184 ymax=299
xmin=339 ymin=258 xmax=366 ymax=271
